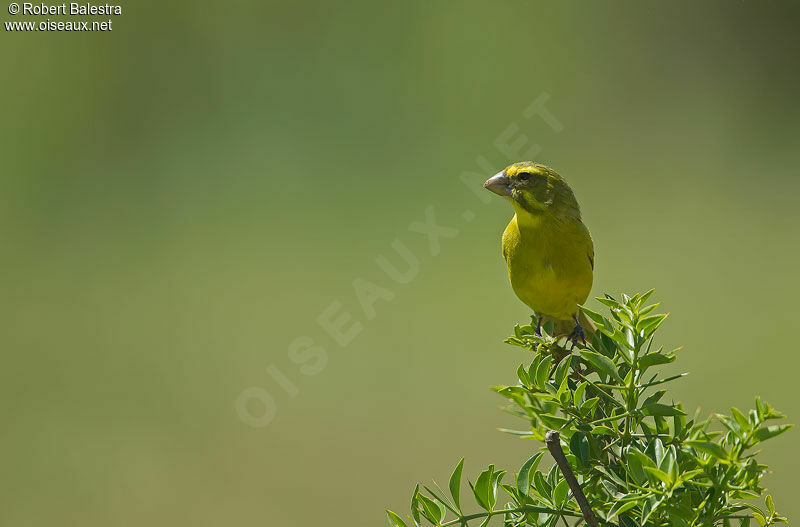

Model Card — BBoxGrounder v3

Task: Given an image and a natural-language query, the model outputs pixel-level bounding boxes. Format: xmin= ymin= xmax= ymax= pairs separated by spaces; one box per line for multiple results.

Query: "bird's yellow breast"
xmin=501 ymin=210 xmax=594 ymax=320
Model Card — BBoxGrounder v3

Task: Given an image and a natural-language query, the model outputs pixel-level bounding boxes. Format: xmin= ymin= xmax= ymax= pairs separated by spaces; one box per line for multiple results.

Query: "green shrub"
xmin=386 ymin=291 xmax=790 ymax=527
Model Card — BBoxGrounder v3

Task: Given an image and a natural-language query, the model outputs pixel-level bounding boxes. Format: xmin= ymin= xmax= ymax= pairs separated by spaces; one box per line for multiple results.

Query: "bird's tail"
xmin=550 ymin=310 xmax=596 ymax=339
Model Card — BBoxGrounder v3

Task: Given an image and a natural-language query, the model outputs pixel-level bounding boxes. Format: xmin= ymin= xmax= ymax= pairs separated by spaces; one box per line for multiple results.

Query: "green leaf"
xmin=716 ymin=414 xmax=743 ymax=439
xmin=557 ymin=375 xmax=570 ymax=405
xmin=626 ymin=451 xmax=652 ymax=485
xmin=580 ymin=350 xmax=623 ymax=383
xmin=535 ymin=356 xmax=553 ymax=389
xmin=638 ymin=352 xmax=676 ymax=370
xmin=497 ymin=428 xmax=533 ymax=437
xmin=665 ymin=446 xmax=678 ymax=482
xmin=642 ymin=403 xmax=686 ymax=417
xmin=411 ymin=484 xmax=420 ymax=524
xmin=639 ymin=302 xmax=659 ymax=317
xmin=606 ymin=329 xmax=634 ymax=353
xmin=654 ymin=414 xmax=669 ymax=435
xmin=686 ymin=440 xmax=729 ymax=461
xmin=581 ymin=306 xmax=610 ymax=328
xmin=573 ymin=381 xmax=588 ymax=404
xmin=653 ymin=438 xmax=665 ymax=466
xmin=641 ymin=495 xmax=661 ymax=524
xmin=592 ymin=425 xmax=616 ymax=435
xmin=579 ymin=396 xmax=600 ymax=418
xmin=624 ymin=327 xmax=636 ymax=349
xmin=516 ymin=453 xmax=544 ymax=498
xmin=472 ymin=466 xmax=494 ymax=510
xmin=595 ymin=297 xmax=621 ymax=309
xmin=532 ymin=470 xmax=549 ymax=501
xmin=575 ymin=422 xmax=592 ymax=433
xmin=644 ymin=466 xmax=673 ymax=486
xmin=673 ymin=406 xmax=686 ymax=438
xmin=554 ymin=355 xmax=571 ymax=387
xmin=731 ymin=407 xmax=751 ymax=431
xmin=426 ymin=482 xmax=460 ymax=516
xmin=553 ymin=478 xmax=570 ymax=506
xmin=639 ymin=288 xmax=656 ymax=304
xmin=528 ymin=356 xmax=541 ymax=387
xmin=642 ymin=390 xmax=667 ymax=407
xmin=628 ymin=448 xmax=657 ymax=469
xmin=756 ymin=397 xmax=766 ymax=421
xmin=539 ymin=414 xmax=569 ymax=429
xmin=417 ymin=494 xmax=444 ymax=524
xmin=448 ymin=458 xmax=464 ymax=509
xmin=753 ymin=424 xmax=793 ymax=443
xmin=516 ymin=364 xmax=530 ymax=387
xmin=386 ymin=510 xmax=408 ymax=527
xmin=594 ymin=466 xmax=627 ymax=490
xmin=488 ymin=470 xmax=505 ymax=510
xmin=608 ymin=499 xmax=639 ymax=520
xmin=677 ymin=469 xmax=703 ymax=483
xmin=569 ymin=432 xmax=590 ymax=469
xmin=637 ymin=313 xmax=668 ymax=336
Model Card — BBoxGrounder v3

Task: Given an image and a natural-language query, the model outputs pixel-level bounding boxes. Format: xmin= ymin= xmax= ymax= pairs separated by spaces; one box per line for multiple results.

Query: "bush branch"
xmin=545 ymin=430 xmax=599 ymax=527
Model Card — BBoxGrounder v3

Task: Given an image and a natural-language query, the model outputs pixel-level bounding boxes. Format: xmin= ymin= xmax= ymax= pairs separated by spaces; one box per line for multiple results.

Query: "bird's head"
xmin=484 ymin=161 xmax=580 ymax=219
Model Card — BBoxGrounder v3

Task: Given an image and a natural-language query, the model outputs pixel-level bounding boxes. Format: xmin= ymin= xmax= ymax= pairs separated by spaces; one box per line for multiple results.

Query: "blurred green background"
xmin=2 ymin=1 xmax=799 ymax=525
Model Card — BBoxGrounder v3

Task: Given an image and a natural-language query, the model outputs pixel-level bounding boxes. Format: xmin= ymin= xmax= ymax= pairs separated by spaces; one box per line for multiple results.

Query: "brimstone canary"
xmin=485 ymin=161 xmax=594 ymax=345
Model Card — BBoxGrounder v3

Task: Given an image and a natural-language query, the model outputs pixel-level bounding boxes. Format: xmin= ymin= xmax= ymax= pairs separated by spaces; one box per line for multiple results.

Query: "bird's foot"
xmin=534 ymin=315 xmax=543 ymax=337
xmin=566 ymin=315 xmax=586 ymax=350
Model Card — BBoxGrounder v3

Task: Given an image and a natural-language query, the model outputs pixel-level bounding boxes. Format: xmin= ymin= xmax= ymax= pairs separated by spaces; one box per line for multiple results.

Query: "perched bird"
xmin=484 ymin=161 xmax=594 ymax=345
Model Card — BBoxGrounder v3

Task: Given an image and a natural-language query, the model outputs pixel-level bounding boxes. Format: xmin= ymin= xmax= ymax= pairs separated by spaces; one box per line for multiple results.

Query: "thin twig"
xmin=545 ymin=430 xmax=599 ymax=527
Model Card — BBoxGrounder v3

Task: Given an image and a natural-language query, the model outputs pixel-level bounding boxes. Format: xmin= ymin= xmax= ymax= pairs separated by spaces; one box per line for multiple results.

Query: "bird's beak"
xmin=484 ymin=172 xmax=511 ymax=197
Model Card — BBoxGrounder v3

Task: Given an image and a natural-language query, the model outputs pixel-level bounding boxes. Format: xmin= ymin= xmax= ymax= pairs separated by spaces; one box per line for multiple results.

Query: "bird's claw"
xmin=566 ymin=320 xmax=586 ymax=350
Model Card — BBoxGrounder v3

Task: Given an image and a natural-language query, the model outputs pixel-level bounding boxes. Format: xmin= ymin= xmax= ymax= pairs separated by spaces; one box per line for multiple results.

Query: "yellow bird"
xmin=484 ymin=161 xmax=594 ymax=346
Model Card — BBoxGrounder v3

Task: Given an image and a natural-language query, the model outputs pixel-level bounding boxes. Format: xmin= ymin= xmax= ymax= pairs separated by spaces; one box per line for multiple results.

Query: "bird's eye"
xmin=518 ymin=172 xmax=531 ymax=181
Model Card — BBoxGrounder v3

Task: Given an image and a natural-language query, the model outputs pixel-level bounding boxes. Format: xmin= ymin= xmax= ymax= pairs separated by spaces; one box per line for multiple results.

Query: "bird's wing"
xmin=501 ymin=219 xmax=516 ymax=263
xmin=583 ymin=223 xmax=595 ymax=270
